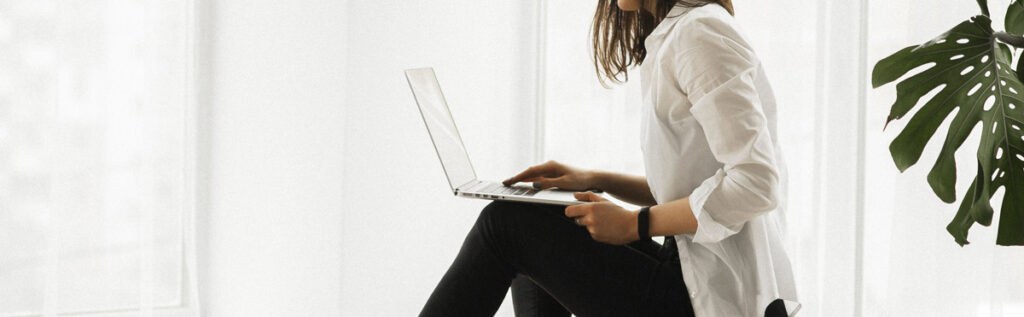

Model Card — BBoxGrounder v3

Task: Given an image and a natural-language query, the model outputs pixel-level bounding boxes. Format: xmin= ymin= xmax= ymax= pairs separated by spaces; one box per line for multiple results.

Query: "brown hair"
xmin=591 ymin=0 xmax=734 ymax=86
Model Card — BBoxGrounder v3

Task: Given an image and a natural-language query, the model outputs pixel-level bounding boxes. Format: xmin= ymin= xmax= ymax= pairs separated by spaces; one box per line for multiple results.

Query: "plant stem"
xmin=996 ymin=31 xmax=1024 ymax=48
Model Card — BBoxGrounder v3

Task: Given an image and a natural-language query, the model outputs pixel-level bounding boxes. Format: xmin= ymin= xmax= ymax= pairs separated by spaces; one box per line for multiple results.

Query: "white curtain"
xmin=542 ymin=1 xmax=1024 ymax=316
xmin=0 ymin=1 xmax=199 ymax=316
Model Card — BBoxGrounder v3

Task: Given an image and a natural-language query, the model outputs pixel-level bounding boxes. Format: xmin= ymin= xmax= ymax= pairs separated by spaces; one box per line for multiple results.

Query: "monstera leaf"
xmin=873 ymin=15 xmax=1024 ymax=246
xmin=1008 ymin=0 xmax=1024 ymax=35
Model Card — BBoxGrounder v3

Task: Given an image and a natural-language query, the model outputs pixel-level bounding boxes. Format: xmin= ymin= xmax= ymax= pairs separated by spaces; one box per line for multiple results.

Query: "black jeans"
xmin=419 ymin=201 xmax=787 ymax=317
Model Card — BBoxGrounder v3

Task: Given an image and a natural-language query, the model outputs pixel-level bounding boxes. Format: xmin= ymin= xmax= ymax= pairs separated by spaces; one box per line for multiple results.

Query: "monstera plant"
xmin=873 ymin=0 xmax=1024 ymax=246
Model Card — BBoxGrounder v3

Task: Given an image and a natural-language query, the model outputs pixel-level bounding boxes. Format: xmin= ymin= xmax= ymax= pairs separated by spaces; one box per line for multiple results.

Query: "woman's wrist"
xmin=585 ymin=170 xmax=608 ymax=191
xmin=626 ymin=208 xmax=640 ymax=241
xmin=636 ymin=206 xmax=651 ymax=240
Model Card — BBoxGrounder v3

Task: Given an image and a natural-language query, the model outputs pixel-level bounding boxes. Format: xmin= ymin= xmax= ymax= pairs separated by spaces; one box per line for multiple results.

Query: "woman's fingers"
xmin=573 ymin=192 xmax=590 ymax=201
xmin=534 ymin=177 xmax=569 ymax=190
xmin=573 ymin=191 xmax=606 ymax=202
xmin=565 ymin=204 xmax=590 ymax=218
xmin=503 ymin=161 xmax=562 ymax=186
xmin=504 ymin=167 xmax=541 ymax=186
xmin=573 ymin=215 xmax=591 ymax=226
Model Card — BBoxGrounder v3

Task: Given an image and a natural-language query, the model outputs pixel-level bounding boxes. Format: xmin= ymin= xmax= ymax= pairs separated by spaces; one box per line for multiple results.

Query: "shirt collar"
xmin=647 ymin=5 xmax=692 ymax=42
xmin=665 ymin=4 xmax=692 ymax=18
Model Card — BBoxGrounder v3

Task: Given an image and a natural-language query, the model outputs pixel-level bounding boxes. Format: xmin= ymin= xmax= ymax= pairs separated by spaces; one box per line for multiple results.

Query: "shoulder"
xmin=665 ymin=4 xmax=756 ymax=65
xmin=660 ymin=5 xmax=761 ymax=99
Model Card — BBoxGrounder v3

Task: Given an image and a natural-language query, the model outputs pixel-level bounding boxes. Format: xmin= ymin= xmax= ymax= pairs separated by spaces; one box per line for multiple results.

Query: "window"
xmin=0 ymin=1 xmax=197 ymax=315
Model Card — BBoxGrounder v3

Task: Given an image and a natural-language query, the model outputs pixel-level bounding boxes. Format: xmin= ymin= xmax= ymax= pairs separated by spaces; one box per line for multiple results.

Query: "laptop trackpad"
xmin=533 ymin=189 xmax=595 ymax=204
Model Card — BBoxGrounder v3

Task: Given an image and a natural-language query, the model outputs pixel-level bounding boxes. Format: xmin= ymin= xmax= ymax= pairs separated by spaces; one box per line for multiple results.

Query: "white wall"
xmin=199 ymin=1 xmax=539 ymax=316
xmin=196 ymin=1 xmax=1024 ymax=316
xmin=342 ymin=2 xmax=539 ymax=316
xmin=199 ymin=1 xmax=347 ymax=316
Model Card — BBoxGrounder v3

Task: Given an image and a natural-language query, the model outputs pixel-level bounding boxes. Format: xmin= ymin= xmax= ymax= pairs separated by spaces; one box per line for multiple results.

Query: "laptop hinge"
xmin=454 ymin=179 xmax=478 ymax=195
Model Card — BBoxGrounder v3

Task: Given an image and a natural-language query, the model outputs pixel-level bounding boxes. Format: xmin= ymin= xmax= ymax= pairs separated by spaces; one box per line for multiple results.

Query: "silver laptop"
xmin=405 ymin=67 xmax=584 ymax=206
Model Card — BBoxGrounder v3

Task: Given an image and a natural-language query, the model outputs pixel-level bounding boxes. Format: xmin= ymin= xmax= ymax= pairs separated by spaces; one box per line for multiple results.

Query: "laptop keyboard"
xmin=479 ymin=183 xmax=538 ymax=196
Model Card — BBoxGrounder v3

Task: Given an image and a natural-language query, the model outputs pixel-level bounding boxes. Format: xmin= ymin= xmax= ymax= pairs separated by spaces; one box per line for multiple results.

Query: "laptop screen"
xmin=405 ymin=68 xmax=477 ymax=192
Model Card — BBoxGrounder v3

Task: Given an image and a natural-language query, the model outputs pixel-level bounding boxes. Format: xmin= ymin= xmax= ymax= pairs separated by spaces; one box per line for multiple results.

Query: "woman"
xmin=420 ymin=0 xmax=797 ymax=316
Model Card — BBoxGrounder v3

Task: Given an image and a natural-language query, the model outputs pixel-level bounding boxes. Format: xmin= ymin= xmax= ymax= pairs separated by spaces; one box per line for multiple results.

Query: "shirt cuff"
xmin=689 ymin=168 xmax=743 ymax=244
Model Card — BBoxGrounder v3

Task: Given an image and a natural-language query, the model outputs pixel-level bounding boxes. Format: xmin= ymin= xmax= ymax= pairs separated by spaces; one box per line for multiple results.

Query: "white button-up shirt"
xmin=639 ymin=4 xmax=800 ymax=317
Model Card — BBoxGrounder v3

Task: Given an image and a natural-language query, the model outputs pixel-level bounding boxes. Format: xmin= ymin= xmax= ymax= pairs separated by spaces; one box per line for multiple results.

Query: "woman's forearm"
xmin=581 ymin=170 xmax=698 ymax=238
xmin=649 ymin=197 xmax=698 ymax=236
xmin=589 ymin=171 xmax=658 ymax=206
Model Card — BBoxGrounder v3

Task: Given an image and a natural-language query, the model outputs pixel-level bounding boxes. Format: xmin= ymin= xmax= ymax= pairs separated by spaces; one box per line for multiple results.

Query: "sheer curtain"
xmin=541 ymin=1 xmax=1024 ymax=316
xmin=0 ymin=1 xmax=199 ymax=316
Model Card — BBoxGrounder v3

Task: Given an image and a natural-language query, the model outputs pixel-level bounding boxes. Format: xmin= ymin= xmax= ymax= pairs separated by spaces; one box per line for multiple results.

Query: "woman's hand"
xmin=503 ymin=160 xmax=596 ymax=191
xmin=565 ymin=192 xmax=638 ymax=245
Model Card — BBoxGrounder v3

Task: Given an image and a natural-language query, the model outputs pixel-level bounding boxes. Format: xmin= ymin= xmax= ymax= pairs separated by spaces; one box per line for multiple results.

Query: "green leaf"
xmin=1018 ymin=48 xmax=1024 ymax=83
xmin=872 ymin=15 xmax=1024 ymax=245
xmin=978 ymin=0 xmax=990 ymax=16
xmin=947 ymin=175 xmax=978 ymax=246
xmin=1007 ymin=0 xmax=1024 ymax=35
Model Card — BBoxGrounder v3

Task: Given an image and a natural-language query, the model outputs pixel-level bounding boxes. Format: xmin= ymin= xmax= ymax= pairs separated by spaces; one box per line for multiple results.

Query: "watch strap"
xmin=638 ymin=206 xmax=651 ymax=240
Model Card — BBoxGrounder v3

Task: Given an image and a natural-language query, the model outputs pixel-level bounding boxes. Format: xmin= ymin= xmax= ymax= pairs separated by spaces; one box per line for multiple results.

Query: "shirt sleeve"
xmin=674 ymin=17 xmax=781 ymax=245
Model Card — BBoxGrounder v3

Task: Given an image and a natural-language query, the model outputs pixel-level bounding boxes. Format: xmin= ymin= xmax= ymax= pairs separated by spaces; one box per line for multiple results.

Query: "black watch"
xmin=637 ymin=206 xmax=651 ymax=240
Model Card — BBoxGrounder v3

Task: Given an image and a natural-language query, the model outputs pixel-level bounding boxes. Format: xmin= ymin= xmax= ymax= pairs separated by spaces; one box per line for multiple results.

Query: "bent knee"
xmin=477 ymin=201 xmax=561 ymax=228
xmin=477 ymin=201 xmax=523 ymax=225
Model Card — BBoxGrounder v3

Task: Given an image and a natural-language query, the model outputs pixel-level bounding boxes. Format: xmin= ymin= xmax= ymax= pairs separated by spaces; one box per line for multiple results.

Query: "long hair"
xmin=591 ymin=0 xmax=734 ymax=86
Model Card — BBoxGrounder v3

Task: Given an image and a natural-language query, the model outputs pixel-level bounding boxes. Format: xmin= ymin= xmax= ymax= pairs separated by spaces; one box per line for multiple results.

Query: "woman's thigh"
xmin=511 ymin=274 xmax=571 ymax=317
xmin=477 ymin=201 xmax=692 ymax=317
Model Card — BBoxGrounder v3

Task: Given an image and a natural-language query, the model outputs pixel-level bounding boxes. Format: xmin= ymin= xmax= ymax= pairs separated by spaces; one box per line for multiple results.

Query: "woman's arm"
xmin=503 ymin=161 xmax=657 ymax=206
xmin=566 ymin=192 xmax=697 ymax=245
xmin=589 ymin=171 xmax=657 ymax=206
xmin=648 ymin=197 xmax=698 ymax=236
